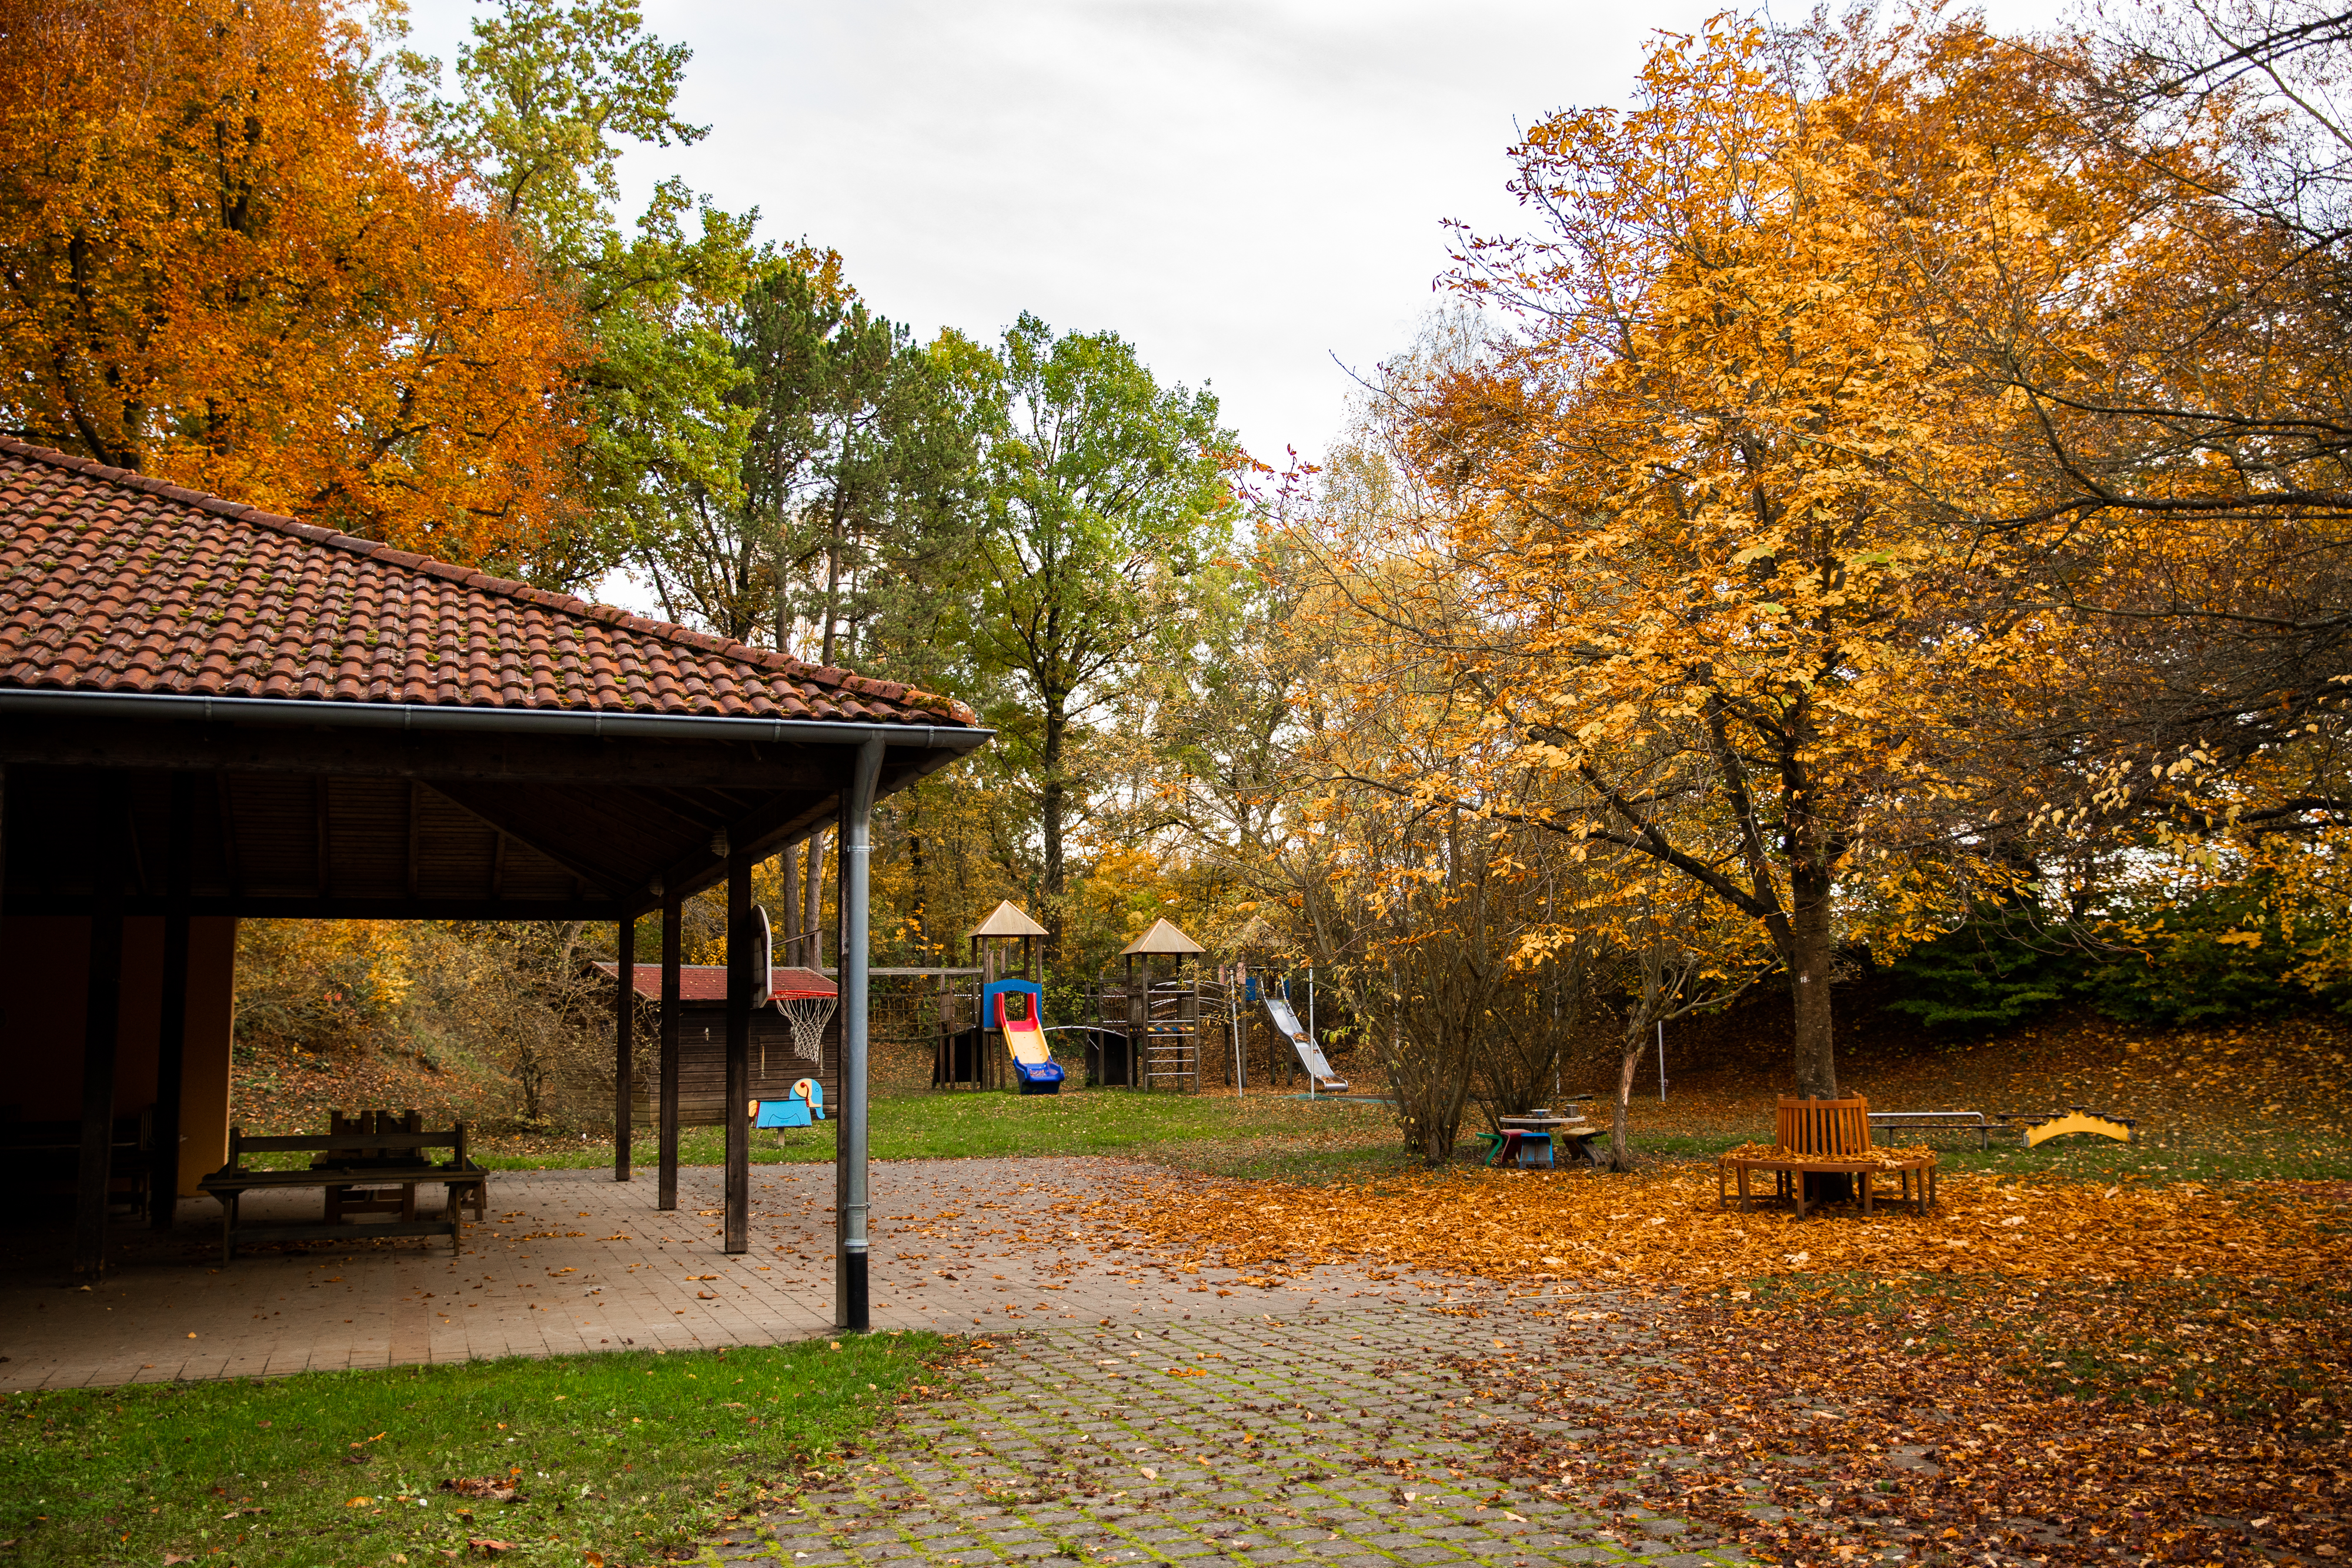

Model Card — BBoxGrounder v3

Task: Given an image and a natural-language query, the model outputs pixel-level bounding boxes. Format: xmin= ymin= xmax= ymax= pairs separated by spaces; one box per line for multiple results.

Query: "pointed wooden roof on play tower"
xmin=1121 ymin=918 xmax=1204 ymax=955
xmin=968 ymin=900 xmax=1048 ymax=938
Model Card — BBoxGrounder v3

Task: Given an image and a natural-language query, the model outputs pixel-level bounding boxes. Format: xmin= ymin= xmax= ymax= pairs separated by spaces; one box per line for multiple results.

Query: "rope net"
xmin=776 ymin=991 xmax=835 ymax=1064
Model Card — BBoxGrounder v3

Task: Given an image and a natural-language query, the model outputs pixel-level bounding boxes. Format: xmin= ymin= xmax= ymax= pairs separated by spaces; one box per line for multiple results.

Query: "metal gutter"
xmin=0 ymin=687 xmax=992 ymax=753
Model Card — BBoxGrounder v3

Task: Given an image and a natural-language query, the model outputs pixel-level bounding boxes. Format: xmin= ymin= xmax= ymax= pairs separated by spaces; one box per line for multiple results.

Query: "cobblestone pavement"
xmin=0 ymin=1160 xmax=1453 ymax=1390
xmin=716 ymin=1297 xmax=1755 ymax=1568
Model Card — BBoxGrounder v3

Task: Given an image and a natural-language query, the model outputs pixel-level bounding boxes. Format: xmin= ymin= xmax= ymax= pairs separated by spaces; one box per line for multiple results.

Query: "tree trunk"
xmin=1608 ymin=1032 xmax=1642 ymax=1172
xmin=782 ymin=842 xmax=804 ymax=967
xmin=803 ymin=828 xmax=827 ymax=971
xmin=1039 ymin=700 xmax=1067 ymax=966
xmin=1789 ymin=869 xmax=1838 ymax=1098
xmin=907 ymin=821 xmax=928 ymax=955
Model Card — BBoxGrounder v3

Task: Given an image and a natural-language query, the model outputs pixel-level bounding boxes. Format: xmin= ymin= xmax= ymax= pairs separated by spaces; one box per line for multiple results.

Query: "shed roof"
xmin=593 ymin=962 xmax=836 ymax=1002
xmin=968 ymin=900 xmax=1048 ymax=938
xmin=1121 ymin=918 xmax=1205 ymax=955
xmin=0 ymin=440 xmax=974 ymax=726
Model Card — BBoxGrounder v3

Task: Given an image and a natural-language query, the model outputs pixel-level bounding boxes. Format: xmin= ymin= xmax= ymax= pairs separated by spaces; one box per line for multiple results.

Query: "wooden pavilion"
xmin=0 ymin=439 xmax=987 ymax=1327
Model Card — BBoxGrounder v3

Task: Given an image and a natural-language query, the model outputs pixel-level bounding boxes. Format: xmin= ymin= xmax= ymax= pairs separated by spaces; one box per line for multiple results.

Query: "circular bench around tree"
xmin=1716 ymin=1094 xmax=1937 ymax=1219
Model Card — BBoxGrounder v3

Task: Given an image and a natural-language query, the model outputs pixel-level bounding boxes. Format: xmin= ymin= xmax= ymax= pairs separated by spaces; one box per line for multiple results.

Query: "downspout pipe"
xmin=836 ymin=734 xmax=884 ymax=1332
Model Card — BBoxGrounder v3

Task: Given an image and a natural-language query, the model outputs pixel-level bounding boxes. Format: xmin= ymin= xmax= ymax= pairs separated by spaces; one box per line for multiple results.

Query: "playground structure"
xmin=1086 ymin=920 xmax=1208 ymax=1091
xmin=931 ymin=901 xmax=1053 ymax=1092
xmin=985 ymin=977 xmax=1065 ymax=1094
xmin=917 ymin=906 xmax=1364 ymax=1096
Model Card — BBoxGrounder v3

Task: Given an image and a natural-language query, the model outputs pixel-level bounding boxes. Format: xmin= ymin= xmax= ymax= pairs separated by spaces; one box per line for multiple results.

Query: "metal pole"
xmin=836 ymin=735 xmax=883 ymax=1331
xmin=1657 ymin=1020 xmax=1666 ymax=1104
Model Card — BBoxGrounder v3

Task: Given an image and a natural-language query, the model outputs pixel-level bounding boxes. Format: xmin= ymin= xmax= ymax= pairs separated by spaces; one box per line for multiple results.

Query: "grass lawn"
xmin=474 ymin=1086 xmax=1401 ymax=1175
xmin=0 ymin=1333 xmax=946 ymax=1567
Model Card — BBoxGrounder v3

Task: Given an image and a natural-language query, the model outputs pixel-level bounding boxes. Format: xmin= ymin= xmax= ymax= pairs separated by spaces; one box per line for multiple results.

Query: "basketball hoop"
xmin=776 ymin=988 xmax=835 ymax=1064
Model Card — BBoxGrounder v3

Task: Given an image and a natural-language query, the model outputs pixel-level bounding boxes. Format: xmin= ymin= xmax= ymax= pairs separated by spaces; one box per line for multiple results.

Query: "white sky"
xmin=400 ymin=0 xmax=2072 ymax=609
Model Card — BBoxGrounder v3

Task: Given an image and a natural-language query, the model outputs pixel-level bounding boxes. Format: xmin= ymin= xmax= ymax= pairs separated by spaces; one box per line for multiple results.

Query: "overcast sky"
xmin=402 ymin=0 xmax=2072 ymax=604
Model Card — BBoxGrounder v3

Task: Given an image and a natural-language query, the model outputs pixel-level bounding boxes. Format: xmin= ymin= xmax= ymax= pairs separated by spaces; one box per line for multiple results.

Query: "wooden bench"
xmin=1867 ymin=1109 xmax=1991 ymax=1149
xmin=198 ymin=1116 xmax=485 ymax=1261
xmin=1716 ymin=1095 xmax=1937 ymax=1219
xmin=0 ymin=1108 xmax=154 ymax=1212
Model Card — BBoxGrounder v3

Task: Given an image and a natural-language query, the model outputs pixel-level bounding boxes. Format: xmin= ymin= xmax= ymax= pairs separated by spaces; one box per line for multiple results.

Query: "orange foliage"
xmin=0 ymin=0 xmax=582 ymax=568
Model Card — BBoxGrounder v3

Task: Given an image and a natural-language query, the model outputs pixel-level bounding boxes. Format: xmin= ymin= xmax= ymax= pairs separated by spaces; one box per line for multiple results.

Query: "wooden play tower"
xmin=1110 ymin=918 xmax=1205 ymax=1092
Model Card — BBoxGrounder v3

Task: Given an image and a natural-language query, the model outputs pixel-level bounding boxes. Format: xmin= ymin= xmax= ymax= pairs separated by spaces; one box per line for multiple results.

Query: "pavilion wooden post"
xmin=614 ymin=914 xmax=635 ymax=1182
xmin=151 ymin=774 xmax=194 ymax=1229
xmin=77 ymin=775 xmax=129 ymax=1275
xmin=724 ymin=849 xmax=751 ymax=1255
xmin=658 ymin=887 xmax=681 ymax=1212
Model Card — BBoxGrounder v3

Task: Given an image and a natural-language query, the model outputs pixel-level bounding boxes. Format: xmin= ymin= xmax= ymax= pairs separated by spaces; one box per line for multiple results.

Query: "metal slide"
xmin=1262 ymin=994 xmax=1347 ymax=1091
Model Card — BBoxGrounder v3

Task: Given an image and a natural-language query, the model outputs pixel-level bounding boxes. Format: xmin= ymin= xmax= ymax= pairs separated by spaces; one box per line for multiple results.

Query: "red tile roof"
xmin=0 ymin=440 xmax=977 ymax=726
xmin=592 ymin=963 xmax=836 ymax=1001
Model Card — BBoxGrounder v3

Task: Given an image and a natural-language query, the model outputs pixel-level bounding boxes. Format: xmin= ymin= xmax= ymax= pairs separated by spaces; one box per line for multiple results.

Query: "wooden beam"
xmin=78 ymin=775 xmax=129 ymax=1276
xmin=659 ymin=887 xmax=681 ymax=1213
xmin=724 ymin=851 xmax=751 ymax=1256
xmin=214 ymin=773 xmax=241 ymax=897
xmin=490 ymin=831 xmax=507 ymax=901
xmin=614 ymin=915 xmax=634 ymax=1184
xmin=152 ymin=774 xmax=193 ymax=1231
xmin=315 ymin=776 xmax=330 ymax=898
xmin=406 ymin=781 xmax=419 ymax=900
xmin=0 ymin=717 xmax=937 ymax=790
xmin=1 ymin=894 xmax=630 ymax=920
xmin=422 ymin=781 xmax=637 ymax=898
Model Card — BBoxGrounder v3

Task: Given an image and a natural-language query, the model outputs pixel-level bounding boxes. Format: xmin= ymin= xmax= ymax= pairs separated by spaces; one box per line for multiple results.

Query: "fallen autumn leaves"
xmin=1099 ymin=1165 xmax=2347 ymax=1566
xmin=1107 ymin=1167 xmax=2348 ymax=1290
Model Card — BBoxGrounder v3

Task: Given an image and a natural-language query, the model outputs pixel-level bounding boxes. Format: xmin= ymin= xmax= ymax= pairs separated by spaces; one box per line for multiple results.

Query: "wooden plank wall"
xmin=628 ymin=1005 xmax=840 ymax=1127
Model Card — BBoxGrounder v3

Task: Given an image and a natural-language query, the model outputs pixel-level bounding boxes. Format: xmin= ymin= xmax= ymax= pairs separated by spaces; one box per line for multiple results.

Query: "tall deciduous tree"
xmin=0 ymin=0 xmax=582 ymax=566
xmin=1322 ymin=21 xmax=2170 ymax=1095
xmin=963 ymin=313 xmax=1242 ymax=959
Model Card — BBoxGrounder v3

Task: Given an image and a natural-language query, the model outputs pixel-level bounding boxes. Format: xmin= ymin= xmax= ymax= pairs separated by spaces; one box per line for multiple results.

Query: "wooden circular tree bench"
xmin=1717 ymin=1095 xmax=1937 ymax=1219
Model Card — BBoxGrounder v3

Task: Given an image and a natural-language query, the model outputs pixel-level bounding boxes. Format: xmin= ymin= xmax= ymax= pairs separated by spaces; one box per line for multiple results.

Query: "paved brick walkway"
xmin=718 ymin=1298 xmax=1754 ymax=1568
xmin=0 ymin=1159 xmax=1452 ymax=1390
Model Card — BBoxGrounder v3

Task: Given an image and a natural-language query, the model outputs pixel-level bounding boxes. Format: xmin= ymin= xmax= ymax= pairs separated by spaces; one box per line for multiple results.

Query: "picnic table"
xmin=198 ymin=1111 xmax=485 ymax=1261
xmin=1490 ymin=1108 xmax=1606 ymax=1168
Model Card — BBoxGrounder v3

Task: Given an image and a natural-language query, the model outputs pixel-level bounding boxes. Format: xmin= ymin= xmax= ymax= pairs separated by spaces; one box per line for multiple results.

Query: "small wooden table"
xmin=1498 ymin=1116 xmax=1605 ymax=1166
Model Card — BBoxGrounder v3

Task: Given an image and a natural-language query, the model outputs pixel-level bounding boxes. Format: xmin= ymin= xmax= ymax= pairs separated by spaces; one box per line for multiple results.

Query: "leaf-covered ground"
xmin=1104 ymin=1165 xmax=2350 ymax=1291
xmin=1433 ymin=1272 xmax=2349 ymax=1568
xmin=1093 ymin=1158 xmax=2351 ymax=1567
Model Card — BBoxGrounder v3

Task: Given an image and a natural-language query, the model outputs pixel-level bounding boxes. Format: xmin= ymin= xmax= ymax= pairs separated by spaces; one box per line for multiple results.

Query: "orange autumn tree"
xmin=1324 ymin=18 xmax=2249 ymax=1096
xmin=0 ymin=0 xmax=580 ymax=568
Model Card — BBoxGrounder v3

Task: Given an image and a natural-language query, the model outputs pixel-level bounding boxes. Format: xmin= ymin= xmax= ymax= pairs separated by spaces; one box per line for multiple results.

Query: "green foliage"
xmin=399 ymin=0 xmax=756 ymax=590
xmin=2080 ymin=884 xmax=2351 ymax=1028
xmin=960 ymin=312 xmax=1244 ymax=938
xmin=1880 ymin=912 xmax=2083 ymax=1031
xmin=1882 ymin=888 xmax=2352 ymax=1032
xmin=0 ymin=1336 xmax=938 ymax=1566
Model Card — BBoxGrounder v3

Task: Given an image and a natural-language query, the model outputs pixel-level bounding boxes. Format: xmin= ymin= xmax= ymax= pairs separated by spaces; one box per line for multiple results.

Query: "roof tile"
xmin=0 ymin=440 xmax=980 ymax=727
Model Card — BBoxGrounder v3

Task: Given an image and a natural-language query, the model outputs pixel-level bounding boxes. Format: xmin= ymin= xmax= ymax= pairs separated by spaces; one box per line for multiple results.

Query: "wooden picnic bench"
xmin=1716 ymin=1095 xmax=1937 ymax=1219
xmin=198 ymin=1113 xmax=485 ymax=1261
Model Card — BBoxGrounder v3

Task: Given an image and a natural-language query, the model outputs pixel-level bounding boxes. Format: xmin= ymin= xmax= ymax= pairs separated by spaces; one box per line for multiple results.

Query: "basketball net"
xmin=776 ymin=991 xmax=834 ymax=1064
